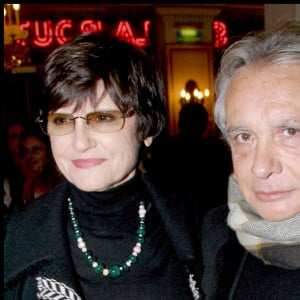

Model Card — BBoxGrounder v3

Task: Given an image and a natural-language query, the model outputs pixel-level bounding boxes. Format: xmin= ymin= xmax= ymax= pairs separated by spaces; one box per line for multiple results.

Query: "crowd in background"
xmin=4 ymin=121 xmax=62 ymax=215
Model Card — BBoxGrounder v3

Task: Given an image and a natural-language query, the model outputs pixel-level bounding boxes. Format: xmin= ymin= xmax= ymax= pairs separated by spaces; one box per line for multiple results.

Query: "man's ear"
xmin=143 ymin=136 xmax=153 ymax=147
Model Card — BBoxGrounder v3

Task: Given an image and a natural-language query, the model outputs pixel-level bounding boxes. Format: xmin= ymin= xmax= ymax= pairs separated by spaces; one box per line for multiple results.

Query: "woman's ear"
xmin=143 ymin=136 xmax=153 ymax=147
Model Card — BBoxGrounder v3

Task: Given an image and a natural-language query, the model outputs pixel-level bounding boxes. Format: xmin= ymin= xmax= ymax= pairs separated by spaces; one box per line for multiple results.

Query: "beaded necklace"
xmin=68 ymin=197 xmax=146 ymax=278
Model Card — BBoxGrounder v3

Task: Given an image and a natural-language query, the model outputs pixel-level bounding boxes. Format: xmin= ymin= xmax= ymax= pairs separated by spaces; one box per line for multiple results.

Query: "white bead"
xmin=133 ymin=245 xmax=141 ymax=254
xmin=81 ymin=247 xmax=87 ymax=253
xmin=77 ymin=240 xmax=86 ymax=249
xmin=139 ymin=210 xmax=146 ymax=218
xmin=139 ymin=207 xmax=146 ymax=214
xmin=92 ymin=262 xmax=98 ymax=268
xmin=103 ymin=269 xmax=109 ymax=276
xmin=126 ymin=260 xmax=132 ymax=267
xmin=77 ymin=237 xmax=83 ymax=243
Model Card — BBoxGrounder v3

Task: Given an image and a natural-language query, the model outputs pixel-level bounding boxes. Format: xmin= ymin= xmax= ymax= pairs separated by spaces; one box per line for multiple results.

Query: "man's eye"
xmin=284 ymin=127 xmax=299 ymax=136
xmin=235 ymin=132 xmax=251 ymax=142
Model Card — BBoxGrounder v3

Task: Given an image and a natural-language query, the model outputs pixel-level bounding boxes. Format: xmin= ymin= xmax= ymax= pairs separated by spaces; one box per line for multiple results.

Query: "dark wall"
xmin=2 ymin=71 xmax=43 ymax=131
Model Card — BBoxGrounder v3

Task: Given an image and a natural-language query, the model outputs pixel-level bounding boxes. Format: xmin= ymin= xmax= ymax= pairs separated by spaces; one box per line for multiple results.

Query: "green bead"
xmin=87 ymin=256 xmax=94 ymax=266
xmin=136 ymin=236 xmax=145 ymax=244
xmin=94 ymin=264 xmax=104 ymax=274
xmin=82 ymin=250 xmax=92 ymax=260
xmin=109 ymin=265 xmax=121 ymax=277
xmin=72 ymin=219 xmax=79 ymax=225
xmin=129 ymin=254 xmax=137 ymax=263
xmin=137 ymin=228 xmax=145 ymax=235
xmin=121 ymin=263 xmax=129 ymax=271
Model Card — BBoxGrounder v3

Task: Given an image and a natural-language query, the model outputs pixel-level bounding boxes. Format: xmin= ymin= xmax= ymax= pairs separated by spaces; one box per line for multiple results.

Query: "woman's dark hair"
xmin=41 ymin=32 xmax=166 ymax=141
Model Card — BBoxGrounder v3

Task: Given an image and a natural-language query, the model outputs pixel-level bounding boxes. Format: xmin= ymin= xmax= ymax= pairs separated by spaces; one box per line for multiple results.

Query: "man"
xmin=201 ymin=21 xmax=300 ymax=299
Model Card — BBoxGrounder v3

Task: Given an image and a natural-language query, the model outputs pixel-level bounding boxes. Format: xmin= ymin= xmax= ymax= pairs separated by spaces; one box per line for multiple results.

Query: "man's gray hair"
xmin=214 ymin=20 xmax=300 ymax=140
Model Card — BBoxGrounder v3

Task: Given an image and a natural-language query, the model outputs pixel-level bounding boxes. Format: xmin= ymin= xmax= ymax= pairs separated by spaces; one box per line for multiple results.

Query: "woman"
xmin=4 ymin=33 xmax=202 ymax=299
xmin=201 ymin=21 xmax=300 ymax=299
xmin=4 ymin=122 xmax=28 ymax=212
xmin=20 ymin=127 xmax=62 ymax=204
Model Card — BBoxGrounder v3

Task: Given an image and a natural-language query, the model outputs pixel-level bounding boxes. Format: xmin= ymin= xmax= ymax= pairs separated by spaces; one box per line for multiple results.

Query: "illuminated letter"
xmin=55 ymin=19 xmax=72 ymax=45
xmin=33 ymin=20 xmax=53 ymax=47
xmin=115 ymin=21 xmax=135 ymax=44
xmin=143 ymin=20 xmax=150 ymax=38
xmin=20 ymin=20 xmax=30 ymax=31
xmin=80 ymin=20 xmax=102 ymax=33
xmin=134 ymin=20 xmax=151 ymax=47
xmin=213 ymin=21 xmax=228 ymax=48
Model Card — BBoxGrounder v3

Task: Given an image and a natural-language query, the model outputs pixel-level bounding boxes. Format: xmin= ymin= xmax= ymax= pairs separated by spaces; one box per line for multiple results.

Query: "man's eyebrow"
xmin=223 ymin=126 xmax=249 ymax=141
xmin=226 ymin=126 xmax=249 ymax=133
xmin=275 ymin=118 xmax=300 ymax=127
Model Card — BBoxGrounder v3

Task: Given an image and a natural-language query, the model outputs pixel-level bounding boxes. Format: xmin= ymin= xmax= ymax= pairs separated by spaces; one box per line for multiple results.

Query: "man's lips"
xmin=255 ymin=189 xmax=294 ymax=201
xmin=72 ymin=159 xmax=105 ymax=168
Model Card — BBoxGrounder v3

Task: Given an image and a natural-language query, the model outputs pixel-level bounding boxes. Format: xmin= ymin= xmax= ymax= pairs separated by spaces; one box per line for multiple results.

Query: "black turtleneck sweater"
xmin=67 ymin=171 xmax=193 ymax=299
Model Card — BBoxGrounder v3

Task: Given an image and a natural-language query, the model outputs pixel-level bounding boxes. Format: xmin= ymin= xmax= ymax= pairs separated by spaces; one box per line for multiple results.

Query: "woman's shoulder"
xmin=5 ymin=179 xmax=68 ymax=234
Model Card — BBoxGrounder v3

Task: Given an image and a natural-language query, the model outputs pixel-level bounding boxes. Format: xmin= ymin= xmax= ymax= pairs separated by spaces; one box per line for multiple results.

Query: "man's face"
xmin=225 ymin=63 xmax=300 ymax=221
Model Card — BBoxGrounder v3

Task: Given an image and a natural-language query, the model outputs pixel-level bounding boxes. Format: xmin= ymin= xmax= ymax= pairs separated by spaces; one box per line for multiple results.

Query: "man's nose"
xmin=251 ymin=140 xmax=282 ymax=178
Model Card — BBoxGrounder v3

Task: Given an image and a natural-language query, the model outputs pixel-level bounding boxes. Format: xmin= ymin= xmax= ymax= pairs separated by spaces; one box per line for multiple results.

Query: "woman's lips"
xmin=72 ymin=159 xmax=105 ymax=168
xmin=255 ymin=189 xmax=294 ymax=201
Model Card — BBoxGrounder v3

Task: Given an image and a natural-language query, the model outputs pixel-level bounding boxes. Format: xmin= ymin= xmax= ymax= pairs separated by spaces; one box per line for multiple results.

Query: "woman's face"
xmin=7 ymin=123 xmax=26 ymax=155
xmin=225 ymin=63 xmax=300 ymax=221
xmin=22 ymin=136 xmax=49 ymax=176
xmin=50 ymin=80 xmax=153 ymax=192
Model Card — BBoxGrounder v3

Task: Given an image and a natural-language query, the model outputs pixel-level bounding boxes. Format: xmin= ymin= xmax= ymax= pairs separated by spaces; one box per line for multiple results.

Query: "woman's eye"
xmin=54 ymin=116 xmax=70 ymax=125
xmin=90 ymin=112 xmax=116 ymax=122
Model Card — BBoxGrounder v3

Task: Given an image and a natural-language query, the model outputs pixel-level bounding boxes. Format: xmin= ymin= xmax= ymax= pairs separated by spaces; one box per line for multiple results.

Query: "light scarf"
xmin=227 ymin=174 xmax=300 ymax=269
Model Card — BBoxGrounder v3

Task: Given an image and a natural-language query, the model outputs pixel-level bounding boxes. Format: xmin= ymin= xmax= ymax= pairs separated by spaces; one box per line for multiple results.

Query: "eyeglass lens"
xmin=39 ymin=110 xmax=134 ymax=136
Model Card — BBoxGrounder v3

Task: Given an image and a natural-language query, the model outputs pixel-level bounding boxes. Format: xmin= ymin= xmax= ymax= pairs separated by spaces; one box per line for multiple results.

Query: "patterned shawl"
xmin=227 ymin=174 xmax=300 ymax=269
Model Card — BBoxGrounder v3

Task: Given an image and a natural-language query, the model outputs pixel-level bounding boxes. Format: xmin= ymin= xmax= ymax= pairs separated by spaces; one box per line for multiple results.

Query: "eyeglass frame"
xmin=35 ymin=109 xmax=135 ymax=136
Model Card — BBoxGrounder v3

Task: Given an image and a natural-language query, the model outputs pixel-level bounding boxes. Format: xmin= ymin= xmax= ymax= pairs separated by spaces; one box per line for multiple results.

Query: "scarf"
xmin=227 ymin=174 xmax=300 ymax=269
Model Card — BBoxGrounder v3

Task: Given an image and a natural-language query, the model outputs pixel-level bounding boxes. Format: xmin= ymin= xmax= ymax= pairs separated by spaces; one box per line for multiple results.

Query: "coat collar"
xmin=4 ymin=180 xmax=82 ymax=292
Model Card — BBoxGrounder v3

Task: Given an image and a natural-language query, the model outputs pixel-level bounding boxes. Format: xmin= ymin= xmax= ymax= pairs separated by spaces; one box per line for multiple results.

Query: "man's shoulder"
xmin=201 ymin=205 xmax=234 ymax=252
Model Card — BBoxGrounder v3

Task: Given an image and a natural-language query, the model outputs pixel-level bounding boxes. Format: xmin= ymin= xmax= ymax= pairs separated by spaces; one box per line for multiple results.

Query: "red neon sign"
xmin=213 ymin=21 xmax=228 ymax=48
xmin=17 ymin=19 xmax=151 ymax=48
xmin=17 ymin=19 xmax=227 ymax=50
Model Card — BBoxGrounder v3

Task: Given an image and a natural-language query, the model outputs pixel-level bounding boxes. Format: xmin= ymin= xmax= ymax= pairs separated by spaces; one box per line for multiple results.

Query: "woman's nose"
xmin=72 ymin=119 xmax=97 ymax=152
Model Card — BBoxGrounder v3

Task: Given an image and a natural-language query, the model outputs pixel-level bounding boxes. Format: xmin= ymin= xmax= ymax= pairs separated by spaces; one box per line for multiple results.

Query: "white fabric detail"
xmin=36 ymin=277 xmax=81 ymax=300
xmin=189 ymin=273 xmax=200 ymax=300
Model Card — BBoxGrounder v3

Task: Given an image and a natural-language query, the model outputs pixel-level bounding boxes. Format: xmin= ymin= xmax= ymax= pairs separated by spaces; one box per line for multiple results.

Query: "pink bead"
xmin=133 ymin=245 xmax=141 ymax=254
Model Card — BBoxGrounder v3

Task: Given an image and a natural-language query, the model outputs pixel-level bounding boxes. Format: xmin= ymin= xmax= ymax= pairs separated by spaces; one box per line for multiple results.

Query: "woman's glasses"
xmin=36 ymin=110 xmax=135 ymax=136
